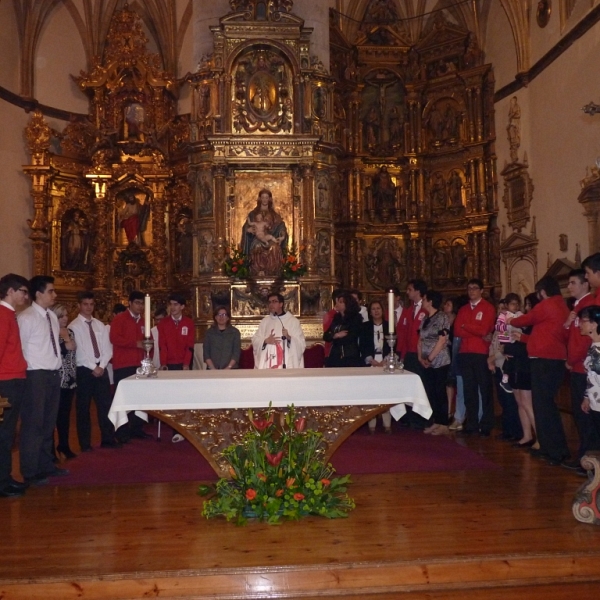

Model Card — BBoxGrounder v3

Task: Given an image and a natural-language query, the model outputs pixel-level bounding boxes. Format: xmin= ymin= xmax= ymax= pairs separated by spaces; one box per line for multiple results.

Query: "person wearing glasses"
xmin=203 ymin=306 xmax=241 ymax=370
xmin=0 ymin=274 xmax=30 ymax=497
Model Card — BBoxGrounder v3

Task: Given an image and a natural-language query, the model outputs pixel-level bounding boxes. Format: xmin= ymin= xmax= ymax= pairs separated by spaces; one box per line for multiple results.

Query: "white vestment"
xmin=252 ymin=312 xmax=306 ymax=369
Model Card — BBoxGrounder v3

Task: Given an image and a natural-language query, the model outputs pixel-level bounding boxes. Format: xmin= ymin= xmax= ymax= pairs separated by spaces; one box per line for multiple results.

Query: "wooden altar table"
xmin=108 ymin=367 xmax=430 ymax=477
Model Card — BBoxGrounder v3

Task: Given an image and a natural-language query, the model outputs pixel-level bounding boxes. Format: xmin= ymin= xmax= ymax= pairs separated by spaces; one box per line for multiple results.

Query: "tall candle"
xmin=144 ymin=294 xmax=151 ymax=338
xmin=387 ymin=289 xmax=394 ymax=334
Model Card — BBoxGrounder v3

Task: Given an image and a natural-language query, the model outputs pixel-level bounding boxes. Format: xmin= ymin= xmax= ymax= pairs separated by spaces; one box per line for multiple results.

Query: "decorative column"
xmin=150 ymin=181 xmax=169 ymax=290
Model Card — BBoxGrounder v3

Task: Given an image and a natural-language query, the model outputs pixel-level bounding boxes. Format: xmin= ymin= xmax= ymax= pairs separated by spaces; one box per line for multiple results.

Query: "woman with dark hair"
xmin=361 ymin=300 xmax=392 ymax=433
xmin=505 ymin=292 xmax=540 ymax=448
xmin=323 ymin=291 xmax=363 ymax=368
xmin=418 ymin=290 xmax=452 ymax=435
xmin=203 ymin=306 xmax=241 ymax=370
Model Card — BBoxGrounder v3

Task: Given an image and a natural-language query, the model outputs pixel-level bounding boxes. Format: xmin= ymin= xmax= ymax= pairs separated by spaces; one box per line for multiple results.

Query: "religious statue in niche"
xmin=433 ymin=240 xmax=451 ymax=281
xmin=361 ymin=69 xmax=405 ymax=155
xmin=316 ymin=230 xmax=331 ymax=275
xmin=365 ymin=237 xmax=404 ymax=290
xmin=241 ymin=189 xmax=288 ymax=277
xmin=198 ymin=229 xmax=215 ymax=274
xmin=175 ymin=209 xmax=193 ymax=272
xmin=117 ymin=189 xmax=151 ymax=246
xmin=123 ymin=103 xmax=145 ymax=141
xmin=198 ymin=83 xmax=211 ymax=117
xmin=313 ymin=86 xmax=326 ymax=120
xmin=507 ymin=96 xmax=521 ymax=163
xmin=427 ymin=99 xmax=461 ymax=148
xmin=447 ymin=170 xmax=464 ymax=210
xmin=197 ymin=172 xmax=213 ymax=217
xmin=430 ymin=171 xmax=446 ymax=213
xmin=316 ymin=172 xmax=330 ymax=218
xmin=451 ymin=239 xmax=468 ymax=279
xmin=371 ymin=166 xmax=397 ymax=216
xmin=60 ymin=208 xmax=91 ymax=271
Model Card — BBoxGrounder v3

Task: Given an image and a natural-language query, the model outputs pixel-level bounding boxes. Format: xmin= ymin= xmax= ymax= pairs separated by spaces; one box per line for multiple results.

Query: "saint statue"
xmin=507 ymin=96 xmax=521 ymax=162
xmin=372 ymin=166 xmax=396 ymax=211
xmin=118 ymin=189 xmax=150 ymax=245
xmin=241 ymin=189 xmax=288 ymax=277
xmin=61 ymin=209 xmax=90 ymax=271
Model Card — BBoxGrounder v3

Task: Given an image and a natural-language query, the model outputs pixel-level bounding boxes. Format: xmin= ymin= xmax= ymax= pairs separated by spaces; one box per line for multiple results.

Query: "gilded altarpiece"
xmin=23 ymin=7 xmax=190 ymax=319
xmin=330 ymin=7 xmax=500 ymax=303
xmin=188 ymin=1 xmax=338 ymax=341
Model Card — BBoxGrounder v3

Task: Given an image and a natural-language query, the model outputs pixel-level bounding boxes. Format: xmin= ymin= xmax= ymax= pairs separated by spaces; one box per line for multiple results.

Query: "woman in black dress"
xmin=323 ymin=291 xmax=363 ymax=368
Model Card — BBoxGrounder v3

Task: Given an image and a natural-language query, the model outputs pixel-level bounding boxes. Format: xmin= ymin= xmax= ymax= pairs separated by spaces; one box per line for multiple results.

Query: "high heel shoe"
xmin=513 ymin=439 xmax=535 ymax=448
xmin=57 ymin=447 xmax=77 ymax=460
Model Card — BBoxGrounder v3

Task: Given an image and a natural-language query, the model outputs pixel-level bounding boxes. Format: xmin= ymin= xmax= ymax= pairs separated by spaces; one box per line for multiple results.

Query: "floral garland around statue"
xmin=281 ymin=244 xmax=306 ymax=279
xmin=223 ymin=244 xmax=250 ymax=279
xmin=199 ymin=405 xmax=355 ymax=525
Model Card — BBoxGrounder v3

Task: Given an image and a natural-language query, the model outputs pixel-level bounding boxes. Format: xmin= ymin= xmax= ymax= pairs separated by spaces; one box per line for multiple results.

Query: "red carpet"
xmin=51 ymin=422 xmax=497 ymax=486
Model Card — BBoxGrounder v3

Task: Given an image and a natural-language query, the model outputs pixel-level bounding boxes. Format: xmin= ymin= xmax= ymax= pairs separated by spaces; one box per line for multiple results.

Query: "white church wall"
xmin=484 ymin=1 xmax=518 ymax=90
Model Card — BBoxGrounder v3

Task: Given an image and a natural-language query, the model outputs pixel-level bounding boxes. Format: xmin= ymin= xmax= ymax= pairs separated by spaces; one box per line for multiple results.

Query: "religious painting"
xmin=315 ymin=171 xmax=330 ymax=218
xmin=123 ymin=103 xmax=145 ymax=141
xmin=60 ymin=208 xmax=91 ymax=271
xmin=360 ymin=69 xmax=405 ymax=155
xmin=175 ymin=208 xmax=193 ymax=272
xmin=115 ymin=188 xmax=151 ymax=247
xmin=364 ymin=236 xmax=404 ymax=290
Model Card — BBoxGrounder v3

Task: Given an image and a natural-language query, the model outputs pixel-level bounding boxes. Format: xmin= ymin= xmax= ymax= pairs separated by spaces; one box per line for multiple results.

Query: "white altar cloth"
xmin=108 ymin=367 xmax=430 ymax=429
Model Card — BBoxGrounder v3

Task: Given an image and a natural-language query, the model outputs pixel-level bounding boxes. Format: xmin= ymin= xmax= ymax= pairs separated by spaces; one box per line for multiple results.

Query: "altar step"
xmin=4 ymin=552 xmax=600 ymax=599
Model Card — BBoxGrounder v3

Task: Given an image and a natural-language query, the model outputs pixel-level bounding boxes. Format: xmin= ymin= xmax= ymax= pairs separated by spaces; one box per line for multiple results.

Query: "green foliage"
xmin=199 ymin=405 xmax=355 ymax=525
xmin=223 ymin=244 xmax=250 ymax=278
xmin=281 ymin=244 xmax=307 ymax=280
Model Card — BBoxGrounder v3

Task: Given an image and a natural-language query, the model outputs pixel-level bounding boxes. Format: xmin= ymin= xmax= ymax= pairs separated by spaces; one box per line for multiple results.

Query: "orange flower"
xmin=238 ymin=259 xmax=244 ymax=265
xmin=257 ymin=473 xmax=267 ymax=482
xmin=229 ymin=467 xmax=237 ymax=479
xmin=286 ymin=477 xmax=296 ymax=488
xmin=320 ymin=478 xmax=331 ymax=487
xmin=245 ymin=489 xmax=257 ymax=501
xmin=275 ymin=489 xmax=283 ymax=497
xmin=293 ymin=493 xmax=305 ymax=501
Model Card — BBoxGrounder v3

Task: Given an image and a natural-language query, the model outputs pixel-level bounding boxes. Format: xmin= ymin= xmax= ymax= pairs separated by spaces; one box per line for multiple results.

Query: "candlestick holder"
xmin=383 ymin=333 xmax=403 ymax=374
xmin=136 ymin=337 xmax=158 ymax=378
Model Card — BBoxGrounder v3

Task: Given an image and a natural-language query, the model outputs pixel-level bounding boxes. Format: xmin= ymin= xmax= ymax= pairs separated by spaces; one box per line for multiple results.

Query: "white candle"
xmin=387 ymin=289 xmax=394 ymax=334
xmin=144 ymin=294 xmax=151 ymax=338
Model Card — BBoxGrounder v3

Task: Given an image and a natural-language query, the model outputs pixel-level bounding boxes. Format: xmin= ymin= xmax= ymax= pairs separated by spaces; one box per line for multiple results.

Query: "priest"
xmin=252 ymin=293 xmax=306 ymax=369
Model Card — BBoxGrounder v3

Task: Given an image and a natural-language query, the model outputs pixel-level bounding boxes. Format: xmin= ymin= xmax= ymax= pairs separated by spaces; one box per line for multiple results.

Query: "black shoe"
xmin=130 ymin=431 xmax=153 ymax=440
xmin=45 ymin=468 xmax=70 ymax=478
xmin=9 ymin=479 xmax=29 ymax=490
xmin=561 ymin=458 xmax=582 ymax=471
xmin=546 ymin=455 xmax=570 ymax=466
xmin=479 ymin=430 xmax=491 ymax=438
xmin=25 ymin=475 xmax=49 ymax=486
xmin=0 ymin=484 xmax=25 ymax=498
xmin=57 ymin=447 xmax=77 ymax=460
xmin=100 ymin=441 xmax=123 ymax=449
xmin=513 ymin=439 xmax=535 ymax=448
xmin=529 ymin=448 xmax=549 ymax=459
xmin=461 ymin=428 xmax=478 ymax=436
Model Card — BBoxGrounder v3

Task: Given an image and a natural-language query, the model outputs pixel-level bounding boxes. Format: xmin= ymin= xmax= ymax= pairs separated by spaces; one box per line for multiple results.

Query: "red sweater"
xmin=567 ymin=293 xmax=595 ymax=374
xmin=109 ymin=311 xmax=145 ymax=370
xmin=0 ymin=304 xmax=27 ymax=380
xmin=454 ymin=298 xmax=496 ymax=355
xmin=395 ymin=304 xmax=427 ymax=357
xmin=511 ymin=295 xmax=569 ymax=360
xmin=158 ymin=315 xmax=195 ymax=367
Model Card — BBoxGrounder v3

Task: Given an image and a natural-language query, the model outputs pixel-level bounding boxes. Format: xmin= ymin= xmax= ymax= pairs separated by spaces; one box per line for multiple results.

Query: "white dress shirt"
xmin=68 ymin=314 xmax=113 ymax=370
xmin=18 ymin=302 xmax=62 ymax=371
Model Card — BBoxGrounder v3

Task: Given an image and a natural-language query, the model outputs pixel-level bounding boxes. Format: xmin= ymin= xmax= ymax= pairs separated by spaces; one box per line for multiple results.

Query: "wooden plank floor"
xmin=2 ymin=425 xmax=600 ymax=599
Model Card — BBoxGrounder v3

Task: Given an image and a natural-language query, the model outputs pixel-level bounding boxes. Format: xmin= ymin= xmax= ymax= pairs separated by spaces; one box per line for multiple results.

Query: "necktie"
xmin=87 ymin=320 xmax=100 ymax=359
xmin=46 ymin=311 xmax=58 ymax=357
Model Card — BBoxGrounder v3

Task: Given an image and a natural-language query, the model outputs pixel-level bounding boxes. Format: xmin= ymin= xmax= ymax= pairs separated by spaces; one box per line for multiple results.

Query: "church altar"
xmin=108 ymin=368 xmax=430 ymax=477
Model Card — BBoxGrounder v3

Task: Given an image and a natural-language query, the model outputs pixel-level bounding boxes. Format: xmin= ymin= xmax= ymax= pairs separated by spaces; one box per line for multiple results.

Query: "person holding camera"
xmin=417 ymin=290 xmax=452 ymax=435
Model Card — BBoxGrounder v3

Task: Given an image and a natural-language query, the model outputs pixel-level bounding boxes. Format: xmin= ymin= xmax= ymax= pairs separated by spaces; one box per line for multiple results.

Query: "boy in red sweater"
xmin=0 ymin=273 xmax=30 ymax=497
xmin=509 ymin=276 xmax=570 ymax=464
xmin=158 ymin=293 xmax=195 ymax=370
xmin=583 ymin=252 xmax=600 ymax=304
xmin=109 ymin=290 xmax=151 ymax=442
xmin=454 ymin=278 xmax=496 ymax=436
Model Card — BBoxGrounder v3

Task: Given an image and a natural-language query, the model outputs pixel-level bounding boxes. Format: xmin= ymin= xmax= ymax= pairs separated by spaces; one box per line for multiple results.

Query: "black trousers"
xmin=0 ymin=378 xmax=25 ymax=487
xmin=422 ymin=365 xmax=450 ymax=425
xmin=530 ymin=358 xmax=569 ymax=461
xmin=570 ymin=371 xmax=600 ymax=458
xmin=56 ymin=387 xmax=75 ymax=451
xmin=113 ymin=366 xmax=146 ymax=441
xmin=19 ymin=369 xmax=60 ymax=479
xmin=458 ymin=353 xmax=494 ymax=434
xmin=494 ymin=367 xmax=523 ymax=440
xmin=402 ymin=352 xmax=430 ymax=428
xmin=76 ymin=367 xmax=115 ymax=449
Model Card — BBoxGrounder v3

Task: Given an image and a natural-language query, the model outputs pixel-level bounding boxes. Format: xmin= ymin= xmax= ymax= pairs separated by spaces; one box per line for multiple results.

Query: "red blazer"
xmin=323 ymin=309 xmax=336 ymax=358
xmin=395 ymin=304 xmax=427 ymax=357
xmin=511 ymin=295 xmax=569 ymax=360
xmin=158 ymin=315 xmax=195 ymax=367
xmin=109 ymin=311 xmax=145 ymax=370
xmin=567 ymin=293 xmax=595 ymax=374
xmin=0 ymin=305 xmax=27 ymax=380
xmin=454 ymin=298 xmax=496 ymax=355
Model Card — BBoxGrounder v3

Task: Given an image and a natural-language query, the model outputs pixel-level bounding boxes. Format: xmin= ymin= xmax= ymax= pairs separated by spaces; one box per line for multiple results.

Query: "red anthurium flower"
xmin=245 ymin=489 xmax=257 ymax=501
xmin=275 ymin=489 xmax=283 ymax=497
xmin=265 ymin=450 xmax=284 ymax=466
xmin=294 ymin=417 xmax=306 ymax=432
xmin=293 ymin=493 xmax=305 ymax=501
xmin=320 ymin=478 xmax=331 ymax=487
xmin=286 ymin=477 xmax=296 ymax=488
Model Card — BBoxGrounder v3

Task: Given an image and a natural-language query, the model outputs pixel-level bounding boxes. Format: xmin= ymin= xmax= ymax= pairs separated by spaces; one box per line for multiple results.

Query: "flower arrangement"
xmin=281 ymin=244 xmax=307 ymax=279
xmin=223 ymin=244 xmax=250 ymax=279
xmin=199 ymin=405 xmax=355 ymax=524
